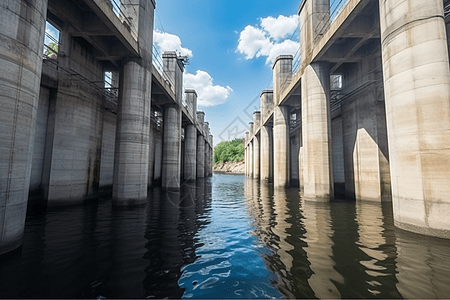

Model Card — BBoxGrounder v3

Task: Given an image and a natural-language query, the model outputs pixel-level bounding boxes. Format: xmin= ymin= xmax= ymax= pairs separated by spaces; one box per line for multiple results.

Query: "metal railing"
xmin=43 ymin=31 xmax=59 ymax=59
xmin=313 ymin=0 xmax=350 ymax=43
xmin=445 ymin=2 xmax=450 ymax=18
xmin=107 ymin=0 xmax=138 ymax=41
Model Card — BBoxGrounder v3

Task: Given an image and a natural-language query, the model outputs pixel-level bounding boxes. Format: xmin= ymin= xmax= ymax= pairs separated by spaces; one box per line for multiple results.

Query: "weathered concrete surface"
xmin=248 ymin=139 xmax=254 ymax=179
xmin=30 ymin=87 xmax=51 ymax=198
xmin=196 ymin=112 xmax=205 ymax=179
xmin=184 ymin=124 xmax=197 ymax=180
xmin=99 ymin=110 xmax=117 ymax=192
xmin=162 ymin=104 xmax=182 ymax=189
xmin=113 ymin=0 xmax=155 ymax=205
xmin=301 ymin=62 xmax=333 ymax=201
xmin=290 ymin=133 xmax=300 ymax=187
xmin=161 ymin=51 xmax=184 ymax=189
xmin=260 ymin=125 xmax=273 ymax=182
xmin=113 ymin=60 xmax=151 ymax=205
xmin=0 ymin=0 xmax=48 ymax=255
xmin=273 ymin=105 xmax=290 ymax=188
xmin=380 ymin=0 xmax=450 ymax=238
xmin=153 ymin=120 xmax=163 ymax=184
xmin=331 ymin=115 xmax=345 ymax=197
xmin=253 ymin=112 xmax=261 ymax=179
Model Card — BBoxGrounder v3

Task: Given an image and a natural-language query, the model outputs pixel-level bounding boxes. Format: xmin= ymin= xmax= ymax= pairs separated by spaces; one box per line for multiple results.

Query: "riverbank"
xmin=213 ymin=160 xmax=245 ymax=174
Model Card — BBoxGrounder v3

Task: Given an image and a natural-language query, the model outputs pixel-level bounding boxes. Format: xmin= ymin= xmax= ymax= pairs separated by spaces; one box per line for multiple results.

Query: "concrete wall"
xmin=331 ymin=116 xmax=345 ymax=197
xmin=30 ymin=87 xmax=51 ymax=197
xmin=42 ymin=31 xmax=105 ymax=206
xmin=99 ymin=111 xmax=117 ymax=192
xmin=340 ymin=56 xmax=390 ymax=202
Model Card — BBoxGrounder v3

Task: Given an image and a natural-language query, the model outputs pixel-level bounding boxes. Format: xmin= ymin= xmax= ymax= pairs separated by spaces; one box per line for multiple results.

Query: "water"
xmin=1 ymin=173 xmax=450 ymax=298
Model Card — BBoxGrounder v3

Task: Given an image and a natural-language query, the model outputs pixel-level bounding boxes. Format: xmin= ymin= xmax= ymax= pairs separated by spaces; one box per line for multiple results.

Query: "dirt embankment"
xmin=213 ymin=160 xmax=245 ymax=174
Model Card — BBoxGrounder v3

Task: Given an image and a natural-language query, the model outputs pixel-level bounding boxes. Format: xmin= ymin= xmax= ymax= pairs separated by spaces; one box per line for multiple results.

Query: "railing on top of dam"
xmin=107 ymin=0 xmax=139 ymax=41
xmin=280 ymin=0 xmax=350 ymax=95
xmin=152 ymin=45 xmax=176 ymax=95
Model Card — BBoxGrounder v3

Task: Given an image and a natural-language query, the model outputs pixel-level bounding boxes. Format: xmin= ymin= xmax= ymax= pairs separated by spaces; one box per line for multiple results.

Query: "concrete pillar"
xmin=196 ymin=112 xmax=205 ymax=179
xmin=301 ymin=61 xmax=333 ymax=201
xmin=185 ymin=89 xmax=197 ymax=120
xmin=261 ymin=90 xmax=274 ymax=121
xmin=273 ymin=106 xmax=290 ymax=188
xmin=253 ymin=134 xmax=260 ymax=180
xmin=162 ymin=104 xmax=182 ymax=189
xmin=203 ymin=122 xmax=210 ymax=177
xmin=209 ymin=134 xmax=214 ymax=176
xmin=0 ymin=0 xmax=48 ymax=255
xmin=290 ymin=134 xmax=300 ymax=187
xmin=260 ymin=125 xmax=273 ymax=182
xmin=379 ymin=0 xmax=450 ymax=238
xmin=113 ymin=0 xmax=155 ymax=205
xmin=153 ymin=120 xmax=163 ymax=185
xmin=299 ymin=0 xmax=330 ymax=66
xmin=161 ymin=51 xmax=184 ymax=189
xmin=244 ymin=131 xmax=249 ymax=176
xmin=273 ymin=56 xmax=293 ymax=106
xmin=249 ymin=139 xmax=254 ymax=179
xmin=184 ymin=125 xmax=197 ymax=180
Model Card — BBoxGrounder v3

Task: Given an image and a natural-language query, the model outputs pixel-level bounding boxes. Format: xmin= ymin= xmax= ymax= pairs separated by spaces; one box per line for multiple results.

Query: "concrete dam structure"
xmin=245 ymin=0 xmax=450 ymax=239
xmin=0 ymin=0 xmax=213 ymax=255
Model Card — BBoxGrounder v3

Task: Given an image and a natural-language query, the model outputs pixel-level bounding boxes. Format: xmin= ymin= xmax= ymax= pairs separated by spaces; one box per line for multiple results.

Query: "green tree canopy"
xmin=213 ymin=138 xmax=244 ymax=165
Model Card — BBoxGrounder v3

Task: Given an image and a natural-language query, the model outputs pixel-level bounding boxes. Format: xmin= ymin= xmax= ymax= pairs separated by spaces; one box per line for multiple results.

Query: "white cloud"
xmin=260 ymin=15 xmax=300 ymax=40
xmin=153 ymin=30 xmax=193 ymax=58
xmin=236 ymin=14 xmax=300 ymax=65
xmin=184 ymin=70 xmax=233 ymax=107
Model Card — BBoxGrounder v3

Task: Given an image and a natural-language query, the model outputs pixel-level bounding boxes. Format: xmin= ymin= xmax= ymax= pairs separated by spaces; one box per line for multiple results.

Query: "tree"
xmin=213 ymin=138 xmax=244 ymax=165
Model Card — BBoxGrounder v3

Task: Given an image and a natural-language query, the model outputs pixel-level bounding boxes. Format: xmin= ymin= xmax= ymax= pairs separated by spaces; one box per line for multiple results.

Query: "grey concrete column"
xmin=162 ymin=104 xmax=182 ymax=189
xmin=196 ymin=134 xmax=205 ymax=179
xmin=299 ymin=0 xmax=330 ymax=66
xmin=184 ymin=124 xmax=197 ymax=180
xmin=245 ymin=132 xmax=249 ymax=177
xmin=301 ymin=61 xmax=333 ymax=201
xmin=253 ymin=134 xmax=260 ymax=179
xmin=203 ymin=122 xmax=210 ymax=177
xmin=261 ymin=90 xmax=274 ymax=121
xmin=161 ymin=51 xmax=184 ymax=189
xmin=113 ymin=0 xmax=155 ymax=205
xmin=153 ymin=121 xmax=163 ymax=184
xmin=290 ymin=134 xmax=300 ymax=187
xmin=0 ymin=0 xmax=48 ymax=255
xmin=273 ymin=56 xmax=293 ymax=106
xmin=379 ymin=0 xmax=450 ymax=238
xmin=147 ymin=116 xmax=157 ymax=188
xmin=260 ymin=125 xmax=273 ymax=182
xmin=185 ymin=90 xmax=198 ymax=120
xmin=113 ymin=60 xmax=152 ymax=205
xmin=249 ymin=139 xmax=254 ymax=178
xmin=273 ymin=105 xmax=290 ymax=188
xmin=209 ymin=134 xmax=214 ymax=176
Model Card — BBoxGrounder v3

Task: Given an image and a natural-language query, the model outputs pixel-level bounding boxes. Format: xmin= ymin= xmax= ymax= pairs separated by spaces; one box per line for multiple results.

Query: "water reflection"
xmin=301 ymin=200 xmax=344 ymax=298
xmin=1 ymin=174 xmax=450 ymax=298
xmin=244 ymin=178 xmax=450 ymax=299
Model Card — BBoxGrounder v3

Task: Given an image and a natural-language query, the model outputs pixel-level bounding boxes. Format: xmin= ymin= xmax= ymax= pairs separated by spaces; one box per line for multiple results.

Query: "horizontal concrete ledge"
xmin=260 ymin=89 xmax=273 ymax=97
xmin=162 ymin=51 xmax=178 ymax=58
xmin=395 ymin=220 xmax=450 ymax=240
xmin=272 ymin=55 xmax=294 ymax=69
xmin=185 ymin=89 xmax=197 ymax=96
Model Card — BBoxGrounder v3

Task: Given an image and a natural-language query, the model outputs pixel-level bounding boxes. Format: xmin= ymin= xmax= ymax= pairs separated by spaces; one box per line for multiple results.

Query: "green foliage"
xmin=213 ymin=138 xmax=244 ymax=165
xmin=45 ymin=42 xmax=58 ymax=57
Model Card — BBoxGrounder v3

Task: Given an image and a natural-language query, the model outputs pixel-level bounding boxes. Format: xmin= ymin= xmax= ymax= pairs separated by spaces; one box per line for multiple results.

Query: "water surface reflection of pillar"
xmin=301 ymin=200 xmax=343 ymax=298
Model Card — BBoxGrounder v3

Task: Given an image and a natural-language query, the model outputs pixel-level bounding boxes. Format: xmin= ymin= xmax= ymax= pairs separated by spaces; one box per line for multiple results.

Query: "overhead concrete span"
xmin=0 ymin=0 xmax=213 ymax=255
xmin=245 ymin=0 xmax=450 ymax=239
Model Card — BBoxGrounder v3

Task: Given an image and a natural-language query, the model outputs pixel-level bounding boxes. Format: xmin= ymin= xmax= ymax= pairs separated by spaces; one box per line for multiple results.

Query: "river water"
xmin=1 ymin=173 xmax=449 ymax=298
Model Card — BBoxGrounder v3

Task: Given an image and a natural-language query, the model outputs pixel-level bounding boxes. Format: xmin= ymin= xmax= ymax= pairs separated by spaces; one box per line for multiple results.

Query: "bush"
xmin=213 ymin=138 xmax=244 ymax=165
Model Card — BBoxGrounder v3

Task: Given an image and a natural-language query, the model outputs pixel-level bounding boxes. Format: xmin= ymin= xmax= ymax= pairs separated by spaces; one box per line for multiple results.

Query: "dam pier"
xmin=0 ymin=0 xmax=213 ymax=255
xmin=245 ymin=0 xmax=450 ymax=239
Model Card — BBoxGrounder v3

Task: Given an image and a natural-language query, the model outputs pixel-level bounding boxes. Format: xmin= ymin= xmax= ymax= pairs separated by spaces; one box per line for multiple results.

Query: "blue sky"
xmin=153 ymin=0 xmax=301 ymax=145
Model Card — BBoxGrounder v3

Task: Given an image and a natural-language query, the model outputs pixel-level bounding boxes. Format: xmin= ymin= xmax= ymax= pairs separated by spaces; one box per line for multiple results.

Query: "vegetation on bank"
xmin=213 ymin=138 xmax=244 ymax=165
